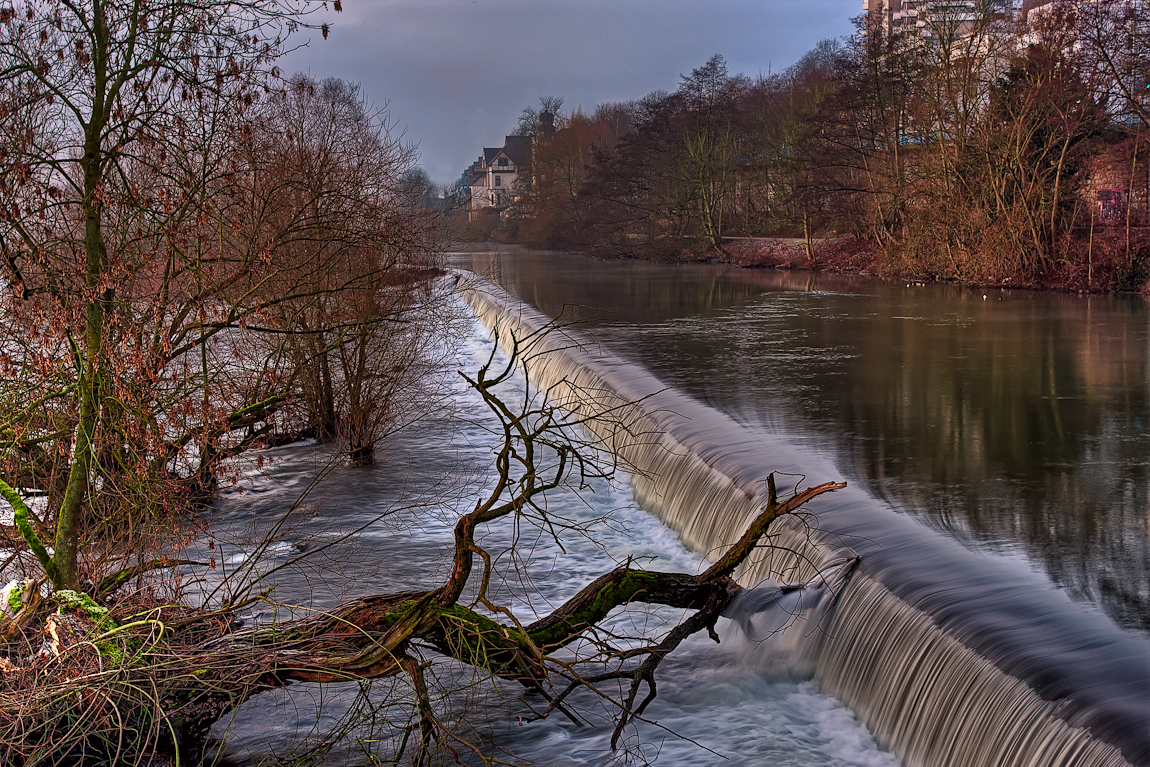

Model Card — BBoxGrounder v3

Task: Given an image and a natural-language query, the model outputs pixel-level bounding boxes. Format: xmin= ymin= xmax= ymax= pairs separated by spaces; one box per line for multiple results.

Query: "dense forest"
xmin=476 ymin=1 xmax=1149 ymax=292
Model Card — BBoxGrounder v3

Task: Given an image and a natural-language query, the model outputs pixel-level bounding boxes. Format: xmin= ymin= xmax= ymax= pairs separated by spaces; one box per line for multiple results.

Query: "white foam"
xmin=209 ymin=304 xmax=900 ymax=766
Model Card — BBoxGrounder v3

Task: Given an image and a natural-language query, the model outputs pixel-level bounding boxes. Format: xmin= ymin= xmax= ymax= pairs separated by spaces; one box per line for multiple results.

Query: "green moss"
xmin=529 ymin=569 xmax=661 ymax=648
xmin=50 ymin=590 xmax=139 ymax=664
xmin=439 ymin=605 xmax=505 ymax=636
xmin=587 ymin=570 xmax=659 ymax=615
xmin=6 ymin=582 xmax=23 ymax=613
xmin=0 ymin=479 xmax=56 ymax=581
xmin=95 ymin=631 xmax=147 ymax=667
xmin=55 ymin=590 xmax=115 ymax=629
xmin=436 ymin=604 xmax=526 ymax=669
xmin=100 ymin=643 xmax=124 ymax=665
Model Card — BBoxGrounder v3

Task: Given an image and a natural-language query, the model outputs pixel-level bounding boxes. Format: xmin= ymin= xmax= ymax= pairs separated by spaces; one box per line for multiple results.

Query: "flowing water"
xmin=208 ymin=313 xmax=898 ymax=766
xmin=447 ymin=250 xmax=1148 ymax=767
xmin=210 ymin=250 xmax=1148 ymax=767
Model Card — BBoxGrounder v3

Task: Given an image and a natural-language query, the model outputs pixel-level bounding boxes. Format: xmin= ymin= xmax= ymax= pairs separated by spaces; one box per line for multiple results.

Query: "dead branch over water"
xmin=0 ymin=325 xmax=843 ymax=765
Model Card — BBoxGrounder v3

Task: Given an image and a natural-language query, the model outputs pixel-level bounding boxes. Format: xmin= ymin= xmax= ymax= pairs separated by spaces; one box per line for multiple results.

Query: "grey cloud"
xmin=282 ymin=0 xmax=858 ymax=184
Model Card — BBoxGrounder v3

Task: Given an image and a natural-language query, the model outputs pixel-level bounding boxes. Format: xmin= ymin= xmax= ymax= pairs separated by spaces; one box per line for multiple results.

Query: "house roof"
xmin=480 ymin=135 xmax=533 ymax=169
xmin=503 ymin=135 xmax=532 ymax=167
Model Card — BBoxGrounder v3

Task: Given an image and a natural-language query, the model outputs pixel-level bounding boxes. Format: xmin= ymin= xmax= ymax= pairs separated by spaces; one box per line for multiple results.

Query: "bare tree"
xmin=514 ymin=95 xmax=565 ymax=138
xmin=0 ymin=0 xmax=328 ymax=591
xmin=0 ymin=0 xmax=448 ymax=591
xmin=0 ymin=321 xmax=845 ymax=765
xmin=241 ymin=76 xmax=449 ymax=464
xmin=518 ymin=108 xmax=613 ymax=248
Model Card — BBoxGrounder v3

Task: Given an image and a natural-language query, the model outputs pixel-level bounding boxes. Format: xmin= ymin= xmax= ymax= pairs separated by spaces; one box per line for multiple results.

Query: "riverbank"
xmin=712 ymin=236 xmax=1150 ymax=296
xmin=462 ymin=235 xmax=1150 ymax=296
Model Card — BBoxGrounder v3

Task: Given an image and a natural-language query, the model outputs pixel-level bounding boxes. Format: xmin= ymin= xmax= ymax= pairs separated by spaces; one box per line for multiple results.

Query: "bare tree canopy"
xmin=0 ymin=0 xmax=444 ymax=591
xmin=505 ymin=5 xmax=1149 ymax=291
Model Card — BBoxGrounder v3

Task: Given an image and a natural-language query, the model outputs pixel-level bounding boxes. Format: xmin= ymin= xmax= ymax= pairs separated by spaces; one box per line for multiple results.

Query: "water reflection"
xmin=450 ymin=250 xmax=1150 ymax=634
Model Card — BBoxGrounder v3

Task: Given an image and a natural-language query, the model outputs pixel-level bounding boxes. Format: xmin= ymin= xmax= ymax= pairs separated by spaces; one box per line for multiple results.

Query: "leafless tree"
xmin=0 ymin=319 xmax=845 ymax=765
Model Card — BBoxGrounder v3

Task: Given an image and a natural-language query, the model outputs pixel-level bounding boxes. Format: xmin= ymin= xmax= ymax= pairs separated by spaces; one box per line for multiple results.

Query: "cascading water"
xmin=456 ymin=272 xmax=1150 ymax=767
xmin=207 ymin=300 xmax=899 ymax=766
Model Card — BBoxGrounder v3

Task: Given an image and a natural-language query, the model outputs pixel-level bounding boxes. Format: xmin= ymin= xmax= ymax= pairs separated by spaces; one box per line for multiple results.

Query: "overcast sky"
xmin=281 ymin=0 xmax=861 ymax=186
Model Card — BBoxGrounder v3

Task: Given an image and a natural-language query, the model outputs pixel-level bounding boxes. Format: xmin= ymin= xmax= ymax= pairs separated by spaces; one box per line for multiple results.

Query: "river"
xmin=208 ymin=301 xmax=899 ymax=766
xmin=454 ymin=249 xmax=1148 ymax=635
xmin=210 ymin=249 xmax=1148 ymax=766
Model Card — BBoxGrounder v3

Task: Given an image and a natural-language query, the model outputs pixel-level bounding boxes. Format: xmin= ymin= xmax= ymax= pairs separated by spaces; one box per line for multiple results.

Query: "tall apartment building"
xmin=862 ymin=0 xmax=1019 ymax=39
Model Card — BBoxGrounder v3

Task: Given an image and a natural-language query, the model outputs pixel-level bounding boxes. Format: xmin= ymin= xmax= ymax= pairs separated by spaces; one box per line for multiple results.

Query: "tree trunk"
xmin=803 ymin=209 xmax=816 ymax=266
xmin=4 ymin=474 xmax=845 ymax=764
xmin=182 ymin=477 xmax=845 ymax=746
xmin=346 ymin=443 xmax=374 ymax=466
xmin=55 ymin=86 xmax=112 ymax=592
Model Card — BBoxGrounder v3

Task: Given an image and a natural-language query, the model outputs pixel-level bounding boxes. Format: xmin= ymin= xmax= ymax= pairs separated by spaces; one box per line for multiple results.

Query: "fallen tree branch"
xmin=0 ymin=322 xmax=850 ymax=766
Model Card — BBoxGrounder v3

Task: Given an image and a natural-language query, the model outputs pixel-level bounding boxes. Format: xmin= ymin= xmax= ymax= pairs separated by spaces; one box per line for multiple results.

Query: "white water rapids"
xmin=205 ymin=311 xmax=898 ymax=766
xmin=455 ymin=275 xmax=1146 ymax=767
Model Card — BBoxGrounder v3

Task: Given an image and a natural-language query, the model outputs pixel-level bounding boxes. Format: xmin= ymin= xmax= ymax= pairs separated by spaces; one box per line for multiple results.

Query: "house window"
xmin=494 ymin=175 xmax=502 ymax=187
xmin=498 ymin=158 xmax=509 ymax=167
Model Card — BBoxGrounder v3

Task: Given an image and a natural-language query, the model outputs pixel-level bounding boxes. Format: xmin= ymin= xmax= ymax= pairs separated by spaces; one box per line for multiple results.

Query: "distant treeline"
xmin=485 ymin=2 xmax=1149 ymax=291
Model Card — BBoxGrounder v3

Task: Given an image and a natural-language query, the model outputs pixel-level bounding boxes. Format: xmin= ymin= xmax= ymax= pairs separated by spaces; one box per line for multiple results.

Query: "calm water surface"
xmin=451 ymin=250 xmax=1150 ymax=635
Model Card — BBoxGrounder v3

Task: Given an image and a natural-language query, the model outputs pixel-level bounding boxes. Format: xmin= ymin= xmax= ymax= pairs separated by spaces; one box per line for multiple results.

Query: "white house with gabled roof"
xmin=466 ymin=135 xmax=532 ymax=220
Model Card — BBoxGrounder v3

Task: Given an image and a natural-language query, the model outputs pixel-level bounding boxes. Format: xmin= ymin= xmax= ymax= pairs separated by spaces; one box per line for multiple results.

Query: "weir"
xmin=456 ymin=274 xmax=1150 ymax=767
